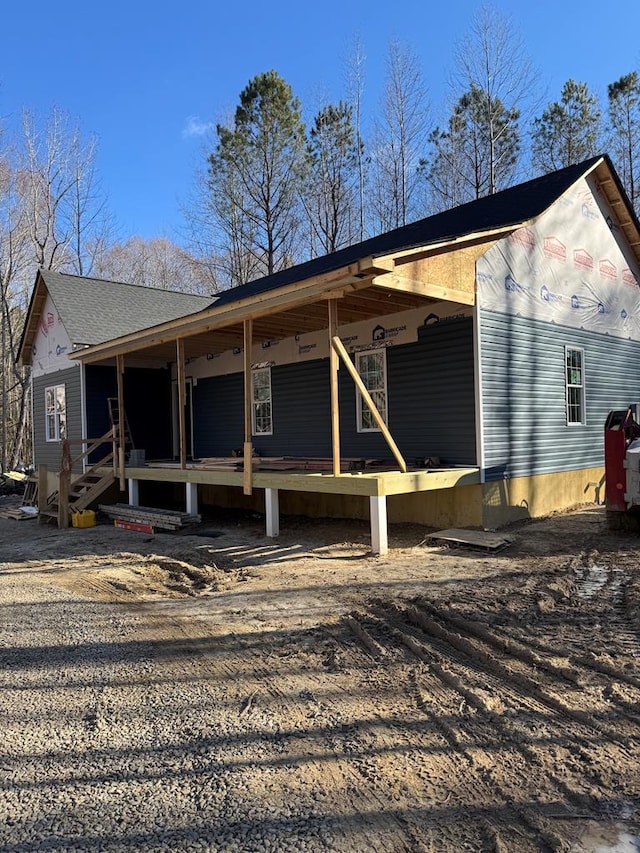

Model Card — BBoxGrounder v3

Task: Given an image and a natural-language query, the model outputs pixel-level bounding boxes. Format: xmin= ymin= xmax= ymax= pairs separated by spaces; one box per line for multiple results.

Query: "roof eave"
xmin=68 ymin=229 xmax=514 ymax=366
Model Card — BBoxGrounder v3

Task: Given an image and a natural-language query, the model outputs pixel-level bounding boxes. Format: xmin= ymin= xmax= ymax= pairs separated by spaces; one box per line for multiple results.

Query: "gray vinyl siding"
xmin=193 ymin=318 xmax=476 ymax=465
xmin=480 ymin=310 xmax=640 ymax=480
xmin=32 ymin=364 xmax=83 ymax=472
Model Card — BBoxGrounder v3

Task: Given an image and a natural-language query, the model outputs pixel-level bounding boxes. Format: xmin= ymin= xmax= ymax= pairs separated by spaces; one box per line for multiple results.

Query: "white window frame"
xmin=45 ymin=384 xmax=67 ymax=441
xmin=251 ymin=367 xmax=273 ymax=436
xmin=356 ymin=348 xmax=388 ymax=433
xmin=565 ymin=346 xmax=586 ymax=426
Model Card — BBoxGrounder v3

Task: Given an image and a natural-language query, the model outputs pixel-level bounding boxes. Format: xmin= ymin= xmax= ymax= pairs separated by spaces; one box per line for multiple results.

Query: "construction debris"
xmin=427 ymin=528 xmax=515 ymax=551
xmin=0 ymin=505 xmax=38 ymax=520
xmin=99 ymin=503 xmax=201 ymax=532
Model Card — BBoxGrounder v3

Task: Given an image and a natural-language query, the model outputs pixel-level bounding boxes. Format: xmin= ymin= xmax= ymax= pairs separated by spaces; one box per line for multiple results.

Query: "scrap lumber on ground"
xmin=0 ymin=505 xmax=38 ymax=520
xmin=99 ymin=503 xmax=201 ymax=531
xmin=427 ymin=528 xmax=515 ymax=551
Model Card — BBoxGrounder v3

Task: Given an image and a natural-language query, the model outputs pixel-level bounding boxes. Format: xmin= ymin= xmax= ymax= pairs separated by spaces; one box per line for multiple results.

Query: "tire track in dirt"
xmin=342 ymin=612 xmax=559 ymax=851
xmin=352 ymin=600 xmax=640 ymax=847
xmin=417 ymin=599 xmax=640 ymax=730
xmin=404 ymin=600 xmax=636 ymax=748
xmin=401 ymin=600 xmax=639 ymax=795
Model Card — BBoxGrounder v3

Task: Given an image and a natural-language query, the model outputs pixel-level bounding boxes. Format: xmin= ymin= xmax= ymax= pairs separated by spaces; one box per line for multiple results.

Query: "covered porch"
xmin=72 ymin=230 xmax=500 ymax=553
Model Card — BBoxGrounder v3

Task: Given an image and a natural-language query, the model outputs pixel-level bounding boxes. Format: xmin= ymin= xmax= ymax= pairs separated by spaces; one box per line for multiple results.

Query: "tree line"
xmin=189 ymin=9 xmax=640 ymax=288
xmin=1 ymin=6 xmax=639 ymax=469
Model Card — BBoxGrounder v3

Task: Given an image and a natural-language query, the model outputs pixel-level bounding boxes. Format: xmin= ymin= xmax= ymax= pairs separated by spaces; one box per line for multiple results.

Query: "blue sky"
xmin=2 ymin=0 xmax=639 ymax=242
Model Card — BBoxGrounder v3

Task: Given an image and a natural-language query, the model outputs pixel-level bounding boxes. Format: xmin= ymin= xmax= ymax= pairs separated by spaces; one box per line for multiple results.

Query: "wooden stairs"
xmin=40 ymin=464 xmax=115 ymax=523
xmin=38 ymin=429 xmax=118 ymax=527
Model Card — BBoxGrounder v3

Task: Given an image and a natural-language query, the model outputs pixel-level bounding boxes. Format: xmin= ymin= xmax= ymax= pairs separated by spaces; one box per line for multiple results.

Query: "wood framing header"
xmin=67 ymin=245 xmax=491 ymax=365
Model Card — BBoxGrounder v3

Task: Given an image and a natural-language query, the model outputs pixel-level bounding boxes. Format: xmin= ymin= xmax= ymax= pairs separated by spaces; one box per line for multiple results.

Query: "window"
xmin=45 ymin=384 xmax=67 ymax=441
xmin=252 ymin=367 xmax=273 ymax=435
xmin=356 ymin=349 xmax=387 ymax=432
xmin=565 ymin=347 xmax=585 ymax=425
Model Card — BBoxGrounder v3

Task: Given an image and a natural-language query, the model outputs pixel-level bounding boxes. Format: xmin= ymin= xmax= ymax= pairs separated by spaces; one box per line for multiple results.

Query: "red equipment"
xmin=604 ymin=408 xmax=640 ymax=525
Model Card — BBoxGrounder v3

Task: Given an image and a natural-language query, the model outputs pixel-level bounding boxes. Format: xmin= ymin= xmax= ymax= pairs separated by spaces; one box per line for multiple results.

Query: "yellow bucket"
xmin=71 ymin=509 xmax=96 ymax=528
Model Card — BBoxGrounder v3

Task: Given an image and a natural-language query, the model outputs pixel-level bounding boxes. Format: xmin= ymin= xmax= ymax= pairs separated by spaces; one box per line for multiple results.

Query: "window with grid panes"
xmin=251 ymin=367 xmax=273 ymax=435
xmin=45 ymin=384 xmax=67 ymax=441
xmin=356 ymin=349 xmax=387 ymax=432
xmin=565 ymin=347 xmax=585 ymax=425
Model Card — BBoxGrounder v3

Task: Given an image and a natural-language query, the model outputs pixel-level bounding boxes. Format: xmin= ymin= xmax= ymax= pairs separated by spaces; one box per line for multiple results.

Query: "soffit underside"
xmin=83 ymin=284 xmax=443 ymax=366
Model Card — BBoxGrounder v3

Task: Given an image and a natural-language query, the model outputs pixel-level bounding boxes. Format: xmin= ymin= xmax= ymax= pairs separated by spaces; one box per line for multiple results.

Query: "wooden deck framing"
xmin=116 ymin=462 xmax=481 ymax=555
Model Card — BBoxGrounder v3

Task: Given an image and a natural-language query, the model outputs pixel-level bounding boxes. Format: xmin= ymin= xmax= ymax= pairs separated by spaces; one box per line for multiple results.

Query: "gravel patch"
xmin=0 ymin=571 xmax=335 ymax=852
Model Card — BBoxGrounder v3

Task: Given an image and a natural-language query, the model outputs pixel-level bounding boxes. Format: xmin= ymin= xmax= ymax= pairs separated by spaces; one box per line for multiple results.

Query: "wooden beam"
xmin=176 ymin=339 xmax=186 ymax=469
xmin=105 ymin=461 xmax=481 ymax=496
xmin=243 ymin=319 xmax=253 ymax=495
xmin=328 ymin=299 xmax=341 ymax=477
xmin=37 ymin=464 xmax=48 ymax=521
xmin=116 ymin=354 xmax=126 ymax=489
xmin=58 ymin=440 xmax=71 ymax=528
xmin=371 ymin=225 xmax=521 ymax=267
xmin=372 ymin=272 xmax=475 ymax=306
xmin=331 ymin=335 xmax=407 ymax=473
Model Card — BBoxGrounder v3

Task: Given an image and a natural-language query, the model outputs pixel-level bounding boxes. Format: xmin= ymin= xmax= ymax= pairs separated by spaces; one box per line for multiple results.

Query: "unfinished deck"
xmin=116 ymin=457 xmax=481 ymax=555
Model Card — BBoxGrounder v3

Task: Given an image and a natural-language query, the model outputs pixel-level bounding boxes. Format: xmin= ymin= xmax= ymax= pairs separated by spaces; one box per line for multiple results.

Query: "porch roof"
xmin=67 ymin=154 xmax=639 ymax=367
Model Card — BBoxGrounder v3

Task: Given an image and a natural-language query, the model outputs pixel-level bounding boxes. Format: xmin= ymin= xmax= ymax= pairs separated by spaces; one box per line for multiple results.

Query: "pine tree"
xmin=303 ymin=102 xmax=359 ymax=255
xmin=421 ymin=85 xmax=519 ymax=209
xmin=208 ymin=71 xmax=306 ymax=280
xmin=531 ymin=79 xmax=602 ymax=173
xmin=608 ymin=71 xmax=640 ymax=213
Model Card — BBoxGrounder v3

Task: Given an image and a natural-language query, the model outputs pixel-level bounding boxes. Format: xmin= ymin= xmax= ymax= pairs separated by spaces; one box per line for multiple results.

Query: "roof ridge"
xmin=39 ymin=269 xmax=213 ymax=299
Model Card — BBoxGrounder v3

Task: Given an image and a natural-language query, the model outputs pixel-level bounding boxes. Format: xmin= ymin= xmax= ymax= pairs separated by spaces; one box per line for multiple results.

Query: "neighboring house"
xmin=17 ymin=155 xmax=640 ymax=553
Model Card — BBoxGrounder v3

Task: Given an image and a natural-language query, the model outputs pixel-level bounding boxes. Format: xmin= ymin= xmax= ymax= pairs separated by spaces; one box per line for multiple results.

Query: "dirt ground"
xmin=1 ymin=499 xmax=640 ymax=851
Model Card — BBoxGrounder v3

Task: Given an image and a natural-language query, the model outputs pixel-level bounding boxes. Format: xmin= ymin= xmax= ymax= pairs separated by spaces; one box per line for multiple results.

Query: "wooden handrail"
xmin=68 ymin=428 xmax=115 ymax=469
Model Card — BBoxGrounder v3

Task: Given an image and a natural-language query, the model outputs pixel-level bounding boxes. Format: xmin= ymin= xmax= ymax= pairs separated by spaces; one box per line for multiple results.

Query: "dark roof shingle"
xmin=214 ymin=156 xmax=603 ymax=307
xmin=40 ymin=270 xmax=212 ymax=345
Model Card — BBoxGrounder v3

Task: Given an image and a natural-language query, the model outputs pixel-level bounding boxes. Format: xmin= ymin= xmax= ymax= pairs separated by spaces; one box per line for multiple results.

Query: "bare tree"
xmin=93 ymin=236 xmax=216 ymax=294
xmin=369 ymin=38 xmax=430 ymax=232
xmin=344 ymin=35 xmax=368 ymax=241
xmin=182 ymin=147 xmax=256 ymax=291
xmin=419 ymin=8 xmax=537 ymax=212
xmin=0 ymin=108 xmax=113 ymax=468
xmin=20 ymin=109 xmax=113 ymax=274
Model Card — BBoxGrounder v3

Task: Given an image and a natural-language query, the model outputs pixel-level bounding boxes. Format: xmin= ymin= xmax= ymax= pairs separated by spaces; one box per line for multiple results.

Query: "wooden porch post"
xmin=176 ymin=338 xmax=186 ymax=470
xmin=328 ymin=299 xmax=341 ymax=477
xmin=37 ymin=464 xmax=48 ymax=523
xmin=116 ymin=354 xmax=126 ymax=490
xmin=243 ymin=319 xmax=253 ymax=495
xmin=58 ymin=439 xmax=71 ymax=528
xmin=331 ymin=336 xmax=408 ymax=473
